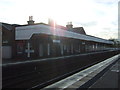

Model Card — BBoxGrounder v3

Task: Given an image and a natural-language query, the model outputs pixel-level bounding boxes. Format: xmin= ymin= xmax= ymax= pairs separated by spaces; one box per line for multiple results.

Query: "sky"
xmin=0 ymin=0 xmax=119 ymax=39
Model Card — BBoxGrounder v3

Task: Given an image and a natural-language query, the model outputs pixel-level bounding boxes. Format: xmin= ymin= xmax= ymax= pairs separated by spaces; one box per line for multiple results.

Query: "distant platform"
xmin=2 ymin=50 xmax=116 ymax=66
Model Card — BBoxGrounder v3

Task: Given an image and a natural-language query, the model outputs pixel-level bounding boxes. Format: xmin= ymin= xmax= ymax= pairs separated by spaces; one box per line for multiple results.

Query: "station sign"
xmin=53 ymin=40 xmax=60 ymax=43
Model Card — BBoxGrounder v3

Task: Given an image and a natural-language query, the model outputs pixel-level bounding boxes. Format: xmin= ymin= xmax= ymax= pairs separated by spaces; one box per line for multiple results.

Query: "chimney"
xmin=48 ymin=18 xmax=55 ymax=25
xmin=48 ymin=18 xmax=56 ymax=29
xmin=66 ymin=22 xmax=73 ymax=29
xmin=27 ymin=16 xmax=35 ymax=25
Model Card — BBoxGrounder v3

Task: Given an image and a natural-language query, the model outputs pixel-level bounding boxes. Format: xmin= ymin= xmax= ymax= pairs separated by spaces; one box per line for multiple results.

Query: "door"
xmin=39 ymin=44 xmax=43 ymax=57
xmin=2 ymin=46 xmax=12 ymax=59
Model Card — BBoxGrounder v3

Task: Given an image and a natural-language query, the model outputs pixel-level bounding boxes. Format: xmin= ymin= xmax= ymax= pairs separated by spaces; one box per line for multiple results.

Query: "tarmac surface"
xmin=89 ymin=58 xmax=120 ymax=88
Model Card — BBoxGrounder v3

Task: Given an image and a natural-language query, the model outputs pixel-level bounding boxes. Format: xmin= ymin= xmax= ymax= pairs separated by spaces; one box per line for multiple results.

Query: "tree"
xmin=109 ymin=38 xmax=120 ymax=48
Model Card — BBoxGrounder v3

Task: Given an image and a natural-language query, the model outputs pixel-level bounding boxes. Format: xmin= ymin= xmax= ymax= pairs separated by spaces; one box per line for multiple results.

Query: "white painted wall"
xmin=48 ymin=43 xmax=50 ymax=56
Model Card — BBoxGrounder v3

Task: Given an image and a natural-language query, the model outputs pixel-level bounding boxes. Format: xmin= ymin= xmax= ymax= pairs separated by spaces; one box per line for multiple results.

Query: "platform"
xmin=89 ymin=58 xmax=120 ymax=88
xmin=42 ymin=54 xmax=120 ymax=89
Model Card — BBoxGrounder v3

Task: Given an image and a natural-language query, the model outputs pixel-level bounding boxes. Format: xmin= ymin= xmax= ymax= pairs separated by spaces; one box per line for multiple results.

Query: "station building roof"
xmin=2 ymin=23 xmax=14 ymax=30
xmin=71 ymin=27 xmax=86 ymax=35
xmin=15 ymin=24 xmax=113 ymax=44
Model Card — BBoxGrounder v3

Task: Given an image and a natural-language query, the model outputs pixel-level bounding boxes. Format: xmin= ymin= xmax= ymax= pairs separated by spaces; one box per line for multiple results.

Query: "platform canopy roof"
xmin=15 ymin=24 xmax=113 ymax=44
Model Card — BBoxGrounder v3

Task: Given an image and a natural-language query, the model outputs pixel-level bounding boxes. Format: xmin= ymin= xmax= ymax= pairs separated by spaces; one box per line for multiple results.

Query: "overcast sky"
xmin=0 ymin=0 xmax=119 ymax=39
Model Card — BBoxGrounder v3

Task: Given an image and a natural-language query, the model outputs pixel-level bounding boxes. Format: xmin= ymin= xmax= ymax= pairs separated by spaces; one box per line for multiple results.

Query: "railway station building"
xmin=2 ymin=17 xmax=114 ymax=59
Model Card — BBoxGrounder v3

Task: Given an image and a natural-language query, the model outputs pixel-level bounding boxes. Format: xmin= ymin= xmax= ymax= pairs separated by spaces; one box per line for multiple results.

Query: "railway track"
xmin=2 ymin=50 xmax=120 ymax=89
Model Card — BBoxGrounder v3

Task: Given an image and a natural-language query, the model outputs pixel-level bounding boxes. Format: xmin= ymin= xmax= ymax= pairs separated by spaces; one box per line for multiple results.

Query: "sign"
xmin=25 ymin=50 xmax=34 ymax=53
xmin=3 ymin=40 xmax=8 ymax=44
xmin=53 ymin=40 xmax=60 ymax=43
